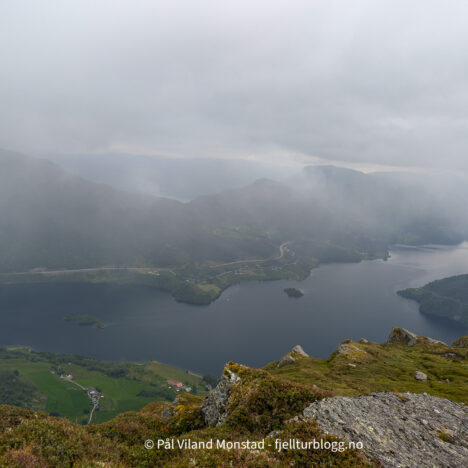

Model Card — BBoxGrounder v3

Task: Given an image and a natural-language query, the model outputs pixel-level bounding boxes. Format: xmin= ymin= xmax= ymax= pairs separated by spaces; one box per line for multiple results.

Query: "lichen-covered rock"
xmin=453 ymin=336 xmax=468 ymax=348
xmin=291 ymin=345 xmax=308 ymax=357
xmin=201 ymin=366 xmax=240 ymax=426
xmin=386 ymin=327 xmax=419 ymax=346
xmin=386 ymin=327 xmax=447 ymax=347
xmin=303 ymin=392 xmax=468 ymax=468
xmin=277 ymin=354 xmax=295 ymax=368
xmin=337 ymin=342 xmax=369 ymax=361
xmin=277 ymin=344 xmax=309 ymax=367
xmin=424 ymin=336 xmax=448 ymax=346
xmin=414 ymin=371 xmax=427 ymax=381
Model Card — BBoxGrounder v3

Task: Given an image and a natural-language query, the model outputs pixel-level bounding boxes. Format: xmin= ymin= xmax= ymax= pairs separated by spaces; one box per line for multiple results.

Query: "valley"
xmin=2 ymin=3 xmax=468 ymax=464
xmin=0 ymin=347 xmax=207 ymax=424
xmin=0 ymin=327 xmax=466 ymax=466
xmin=0 ymin=244 xmax=466 ymax=377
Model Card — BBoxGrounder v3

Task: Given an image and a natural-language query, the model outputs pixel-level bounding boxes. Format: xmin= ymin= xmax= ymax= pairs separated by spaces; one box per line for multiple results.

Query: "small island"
xmin=284 ymin=287 xmax=304 ymax=298
xmin=64 ymin=314 xmax=104 ymax=329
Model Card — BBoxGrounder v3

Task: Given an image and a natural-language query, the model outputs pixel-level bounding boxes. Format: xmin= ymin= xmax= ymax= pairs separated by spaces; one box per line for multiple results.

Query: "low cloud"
xmin=1 ymin=0 xmax=467 ymax=172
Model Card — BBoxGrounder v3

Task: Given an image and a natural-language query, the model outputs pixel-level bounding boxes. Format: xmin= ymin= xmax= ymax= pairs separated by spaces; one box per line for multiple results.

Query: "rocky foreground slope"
xmin=0 ymin=327 xmax=467 ymax=467
xmin=304 ymin=392 xmax=467 ymax=467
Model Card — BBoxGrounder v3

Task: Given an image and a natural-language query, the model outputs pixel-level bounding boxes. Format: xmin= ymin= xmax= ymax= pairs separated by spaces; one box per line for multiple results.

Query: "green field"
xmin=0 ymin=347 xmax=207 ymax=424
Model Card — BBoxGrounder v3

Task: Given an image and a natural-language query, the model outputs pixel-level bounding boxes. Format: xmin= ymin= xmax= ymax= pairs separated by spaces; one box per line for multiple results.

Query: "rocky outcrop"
xmin=201 ymin=366 xmax=240 ymax=426
xmin=277 ymin=345 xmax=309 ymax=368
xmin=414 ymin=371 xmax=427 ymax=381
xmin=387 ymin=327 xmax=447 ymax=347
xmin=337 ymin=342 xmax=369 ymax=360
xmin=303 ymin=392 xmax=468 ymax=468
xmin=277 ymin=354 xmax=295 ymax=368
xmin=453 ymin=336 xmax=468 ymax=348
xmin=291 ymin=345 xmax=308 ymax=357
xmin=386 ymin=327 xmax=419 ymax=346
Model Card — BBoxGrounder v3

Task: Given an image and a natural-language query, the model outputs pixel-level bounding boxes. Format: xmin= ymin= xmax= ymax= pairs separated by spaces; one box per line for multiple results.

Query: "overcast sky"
xmin=1 ymin=0 xmax=468 ymax=172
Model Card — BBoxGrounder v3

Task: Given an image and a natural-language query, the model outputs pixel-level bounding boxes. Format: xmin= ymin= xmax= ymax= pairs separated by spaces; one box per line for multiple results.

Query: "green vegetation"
xmin=0 ymin=331 xmax=466 ymax=466
xmin=221 ymin=363 xmax=329 ymax=433
xmin=398 ymin=274 xmax=468 ymax=327
xmin=1 ymin=151 xmax=464 ymax=309
xmin=0 ymin=370 xmax=43 ymax=409
xmin=284 ymin=287 xmax=304 ymax=298
xmin=266 ymin=337 xmax=468 ymax=403
xmin=0 ymin=238 xmax=379 ymax=305
xmin=438 ymin=430 xmax=455 ymax=444
xmin=64 ymin=313 xmax=104 ymax=328
xmin=0 ymin=347 xmax=205 ymax=424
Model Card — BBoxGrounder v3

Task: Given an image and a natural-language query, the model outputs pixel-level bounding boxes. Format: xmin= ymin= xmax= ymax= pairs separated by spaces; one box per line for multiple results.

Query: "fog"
xmin=1 ymin=1 xmax=468 ymax=174
xmin=45 ymin=152 xmax=298 ymax=200
xmin=1 ymin=1 xmax=468 ymax=273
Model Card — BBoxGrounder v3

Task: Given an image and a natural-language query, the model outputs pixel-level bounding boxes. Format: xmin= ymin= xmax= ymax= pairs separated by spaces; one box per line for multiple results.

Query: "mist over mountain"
xmin=0 ymin=149 xmax=275 ymax=272
xmin=44 ymin=153 xmax=295 ymax=201
xmin=288 ymin=165 xmax=468 ymax=245
xmin=1 ymin=149 xmax=466 ymax=274
xmin=190 ymin=164 xmax=466 ymax=249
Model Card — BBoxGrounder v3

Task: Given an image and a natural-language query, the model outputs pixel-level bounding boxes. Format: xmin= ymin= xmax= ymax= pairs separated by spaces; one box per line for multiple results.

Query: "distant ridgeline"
xmin=0 ymin=150 xmax=466 ymax=305
xmin=398 ymin=274 xmax=468 ymax=327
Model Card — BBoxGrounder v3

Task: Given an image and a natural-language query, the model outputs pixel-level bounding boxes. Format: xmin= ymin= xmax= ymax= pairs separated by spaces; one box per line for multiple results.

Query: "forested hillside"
xmin=1 ymin=150 xmax=465 ymax=277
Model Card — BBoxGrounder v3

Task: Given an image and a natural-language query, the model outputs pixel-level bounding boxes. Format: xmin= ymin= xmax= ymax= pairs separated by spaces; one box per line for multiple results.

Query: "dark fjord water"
xmin=1 ymin=243 xmax=467 ymax=375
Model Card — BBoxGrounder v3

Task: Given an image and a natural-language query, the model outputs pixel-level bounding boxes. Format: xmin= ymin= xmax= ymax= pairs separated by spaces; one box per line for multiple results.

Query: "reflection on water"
xmin=0 ymin=243 xmax=467 ymax=375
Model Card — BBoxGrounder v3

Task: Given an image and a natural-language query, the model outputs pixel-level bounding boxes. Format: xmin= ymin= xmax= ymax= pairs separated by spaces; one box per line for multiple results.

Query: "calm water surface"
xmin=1 ymin=243 xmax=467 ymax=375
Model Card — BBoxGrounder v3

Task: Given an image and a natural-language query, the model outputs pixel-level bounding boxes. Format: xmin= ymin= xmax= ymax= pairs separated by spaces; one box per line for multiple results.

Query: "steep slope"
xmin=1 ymin=150 xmax=466 ymax=280
xmin=0 ymin=328 xmax=466 ymax=467
xmin=0 ymin=149 xmax=184 ymax=271
xmin=0 ymin=150 xmax=272 ymax=273
xmin=190 ymin=165 xmax=465 ymax=252
xmin=399 ymin=274 xmax=468 ymax=327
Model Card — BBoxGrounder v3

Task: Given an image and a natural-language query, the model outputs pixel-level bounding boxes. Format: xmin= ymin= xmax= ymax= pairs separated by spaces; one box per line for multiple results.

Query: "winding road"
xmin=1 ymin=241 xmax=292 ymax=279
xmin=209 ymin=241 xmax=292 ymax=268
xmin=1 ymin=266 xmax=174 ymax=276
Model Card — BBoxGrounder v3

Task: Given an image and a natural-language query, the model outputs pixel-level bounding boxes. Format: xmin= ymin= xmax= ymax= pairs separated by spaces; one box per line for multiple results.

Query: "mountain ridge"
xmin=0 ymin=327 xmax=466 ymax=466
xmin=1 ymin=149 xmax=466 ymax=305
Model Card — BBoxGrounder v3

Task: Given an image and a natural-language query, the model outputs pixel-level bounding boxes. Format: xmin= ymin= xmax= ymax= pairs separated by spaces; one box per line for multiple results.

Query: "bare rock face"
xmin=453 ymin=336 xmax=468 ymax=348
xmin=200 ymin=367 xmax=240 ymax=426
xmin=303 ymin=392 xmax=468 ymax=468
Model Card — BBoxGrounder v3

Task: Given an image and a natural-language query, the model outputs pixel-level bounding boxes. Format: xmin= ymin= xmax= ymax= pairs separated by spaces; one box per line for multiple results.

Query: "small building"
xmin=167 ymin=380 xmax=184 ymax=389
